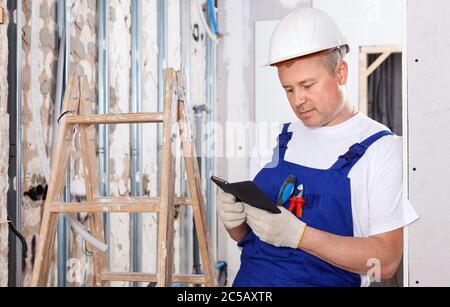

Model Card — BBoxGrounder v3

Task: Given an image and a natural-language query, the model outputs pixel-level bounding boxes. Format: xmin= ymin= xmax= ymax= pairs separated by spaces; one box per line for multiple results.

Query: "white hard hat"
xmin=266 ymin=8 xmax=349 ymax=67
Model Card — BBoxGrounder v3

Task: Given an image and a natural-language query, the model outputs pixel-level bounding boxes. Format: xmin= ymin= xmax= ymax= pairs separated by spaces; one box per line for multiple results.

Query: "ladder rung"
xmin=50 ymin=197 xmax=194 ymax=213
xmin=95 ymin=196 xmax=193 ymax=206
xmin=94 ymin=196 xmax=160 ymax=206
xmin=51 ymin=203 xmax=160 ymax=213
xmin=175 ymin=197 xmax=194 ymax=206
xmin=100 ymin=272 xmax=206 ymax=284
xmin=66 ymin=113 xmax=164 ymax=125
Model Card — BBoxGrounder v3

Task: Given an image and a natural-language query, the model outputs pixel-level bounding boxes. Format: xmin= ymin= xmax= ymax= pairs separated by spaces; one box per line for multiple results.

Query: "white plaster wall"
xmin=218 ymin=0 xmax=251 ymax=286
xmin=167 ymin=0 xmax=183 ymax=276
xmin=167 ymin=0 xmax=181 ymax=71
xmin=191 ymin=1 xmax=207 ymax=110
xmin=255 ymin=20 xmax=297 ymax=126
xmin=253 ymin=20 xmax=298 ymax=176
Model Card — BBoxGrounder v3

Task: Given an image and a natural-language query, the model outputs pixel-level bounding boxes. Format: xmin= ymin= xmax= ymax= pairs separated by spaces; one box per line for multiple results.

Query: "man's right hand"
xmin=217 ymin=190 xmax=246 ymax=230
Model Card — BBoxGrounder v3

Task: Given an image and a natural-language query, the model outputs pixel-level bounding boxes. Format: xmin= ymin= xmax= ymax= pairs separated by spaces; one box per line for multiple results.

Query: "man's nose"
xmin=293 ymin=90 xmax=307 ymax=107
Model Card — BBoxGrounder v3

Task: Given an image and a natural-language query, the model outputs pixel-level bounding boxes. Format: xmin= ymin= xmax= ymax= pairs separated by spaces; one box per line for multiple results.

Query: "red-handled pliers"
xmin=288 ymin=184 xmax=306 ymax=218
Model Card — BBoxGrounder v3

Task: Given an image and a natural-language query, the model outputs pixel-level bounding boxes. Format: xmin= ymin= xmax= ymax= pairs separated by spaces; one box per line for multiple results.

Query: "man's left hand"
xmin=244 ymin=204 xmax=307 ymax=249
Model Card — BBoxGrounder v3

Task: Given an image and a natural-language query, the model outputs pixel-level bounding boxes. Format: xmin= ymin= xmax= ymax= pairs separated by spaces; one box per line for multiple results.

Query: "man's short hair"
xmin=320 ymin=46 xmax=346 ymax=75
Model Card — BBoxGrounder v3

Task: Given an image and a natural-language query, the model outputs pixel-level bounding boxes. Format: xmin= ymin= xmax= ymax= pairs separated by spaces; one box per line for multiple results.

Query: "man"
xmin=217 ymin=8 xmax=418 ymax=287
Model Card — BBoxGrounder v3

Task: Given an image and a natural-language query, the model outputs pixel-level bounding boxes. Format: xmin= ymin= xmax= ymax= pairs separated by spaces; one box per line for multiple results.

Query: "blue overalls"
xmin=233 ymin=123 xmax=393 ymax=287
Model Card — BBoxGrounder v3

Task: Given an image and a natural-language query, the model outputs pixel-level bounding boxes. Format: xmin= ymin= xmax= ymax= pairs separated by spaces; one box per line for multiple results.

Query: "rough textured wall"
xmin=13 ymin=0 xmax=203 ymax=286
xmin=105 ymin=0 xmax=184 ymax=284
xmin=141 ymin=0 xmax=206 ymax=279
xmin=108 ymin=0 xmax=132 ymax=287
xmin=21 ymin=0 xmax=59 ymax=286
xmin=0 ymin=0 xmax=9 ymax=287
xmin=66 ymin=0 xmax=98 ymax=287
xmin=20 ymin=0 xmax=98 ymax=286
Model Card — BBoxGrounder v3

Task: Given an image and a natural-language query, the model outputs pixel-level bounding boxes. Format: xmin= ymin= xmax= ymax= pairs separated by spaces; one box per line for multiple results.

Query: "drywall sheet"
xmin=407 ymin=0 xmax=450 ymax=286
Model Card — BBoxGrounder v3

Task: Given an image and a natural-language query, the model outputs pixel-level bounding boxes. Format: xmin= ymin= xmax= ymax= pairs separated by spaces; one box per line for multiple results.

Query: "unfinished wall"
xmin=19 ymin=0 xmax=97 ymax=286
xmin=0 ymin=0 xmax=9 ymax=288
xmin=105 ymin=0 xmax=183 ymax=286
xmin=141 ymin=0 xmax=202 ymax=280
xmin=66 ymin=0 xmax=98 ymax=287
xmin=21 ymin=0 xmax=59 ymax=286
xmin=8 ymin=0 xmax=208 ymax=287
xmin=107 ymin=0 xmax=132 ymax=286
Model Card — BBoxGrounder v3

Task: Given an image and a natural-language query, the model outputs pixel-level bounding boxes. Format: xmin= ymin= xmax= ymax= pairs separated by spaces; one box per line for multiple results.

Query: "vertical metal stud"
xmin=130 ymin=0 xmax=142 ymax=286
xmin=97 ymin=0 xmax=110 ymax=267
xmin=56 ymin=0 xmax=69 ymax=288
xmin=7 ymin=0 xmax=23 ymax=287
xmin=180 ymin=0 xmax=194 ymax=277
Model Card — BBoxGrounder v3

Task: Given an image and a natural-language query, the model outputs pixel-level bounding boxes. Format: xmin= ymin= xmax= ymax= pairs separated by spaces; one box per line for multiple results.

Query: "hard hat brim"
xmin=264 ymin=43 xmax=350 ymax=68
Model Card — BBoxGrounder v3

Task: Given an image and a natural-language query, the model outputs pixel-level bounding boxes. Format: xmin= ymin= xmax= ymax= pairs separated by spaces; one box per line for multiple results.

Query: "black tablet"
xmin=211 ymin=176 xmax=281 ymax=214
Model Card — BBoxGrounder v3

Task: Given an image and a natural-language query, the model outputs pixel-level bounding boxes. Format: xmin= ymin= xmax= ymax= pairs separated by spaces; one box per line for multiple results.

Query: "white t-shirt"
xmin=250 ymin=112 xmax=419 ymax=287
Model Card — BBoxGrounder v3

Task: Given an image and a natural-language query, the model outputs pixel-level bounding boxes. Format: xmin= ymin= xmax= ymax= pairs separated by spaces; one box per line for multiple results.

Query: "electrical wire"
xmin=82 ymin=239 xmax=93 ymax=257
xmin=195 ymin=0 xmax=219 ymax=44
xmin=207 ymin=0 xmax=219 ymax=35
xmin=2 ymin=217 xmax=28 ymax=263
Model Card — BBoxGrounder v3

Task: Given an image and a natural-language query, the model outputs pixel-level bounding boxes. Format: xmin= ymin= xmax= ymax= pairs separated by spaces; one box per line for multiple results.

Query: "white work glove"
xmin=217 ymin=190 xmax=246 ymax=230
xmin=244 ymin=204 xmax=307 ymax=249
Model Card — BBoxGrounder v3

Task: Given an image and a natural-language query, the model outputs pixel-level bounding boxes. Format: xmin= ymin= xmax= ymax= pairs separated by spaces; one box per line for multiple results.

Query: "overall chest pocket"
xmin=302 ymin=192 xmax=354 ymax=236
xmin=299 ymin=193 xmax=322 ymax=226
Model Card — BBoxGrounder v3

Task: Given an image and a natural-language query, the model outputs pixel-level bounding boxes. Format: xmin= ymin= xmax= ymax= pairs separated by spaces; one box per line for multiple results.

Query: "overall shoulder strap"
xmin=264 ymin=123 xmax=293 ymax=168
xmin=278 ymin=123 xmax=293 ymax=161
xmin=330 ymin=131 xmax=394 ymax=176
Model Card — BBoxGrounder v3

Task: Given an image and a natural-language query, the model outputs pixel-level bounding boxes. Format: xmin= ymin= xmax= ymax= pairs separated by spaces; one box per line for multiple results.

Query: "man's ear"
xmin=336 ymin=60 xmax=348 ymax=85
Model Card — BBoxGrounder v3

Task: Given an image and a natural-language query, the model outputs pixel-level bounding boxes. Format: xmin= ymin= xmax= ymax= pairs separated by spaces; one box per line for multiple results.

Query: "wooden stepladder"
xmin=32 ymin=69 xmax=216 ymax=287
